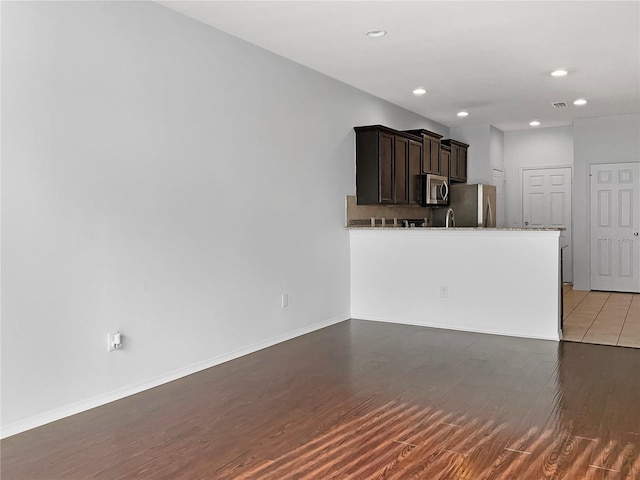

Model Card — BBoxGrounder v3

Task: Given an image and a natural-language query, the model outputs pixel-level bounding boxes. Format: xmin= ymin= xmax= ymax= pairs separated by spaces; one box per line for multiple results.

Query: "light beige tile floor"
xmin=563 ymin=284 xmax=640 ymax=348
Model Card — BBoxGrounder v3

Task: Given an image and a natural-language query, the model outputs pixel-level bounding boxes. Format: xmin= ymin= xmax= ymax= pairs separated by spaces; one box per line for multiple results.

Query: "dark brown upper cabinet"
xmin=442 ymin=139 xmax=469 ymax=183
xmin=408 ymin=138 xmax=423 ymax=205
xmin=459 ymin=146 xmax=467 ymax=181
xmin=440 ymin=144 xmax=451 ymax=180
xmin=354 ymin=125 xmax=421 ymax=205
xmin=404 ymin=129 xmax=444 ymax=176
xmin=448 ymin=142 xmax=459 ymax=180
xmin=394 ymin=136 xmax=409 ymax=204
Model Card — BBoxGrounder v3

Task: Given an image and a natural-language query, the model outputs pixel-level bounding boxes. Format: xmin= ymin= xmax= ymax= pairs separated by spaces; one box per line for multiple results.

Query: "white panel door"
xmin=492 ymin=169 xmax=505 ymax=227
xmin=590 ymin=163 xmax=640 ymax=293
xmin=522 ymin=167 xmax=572 ymax=282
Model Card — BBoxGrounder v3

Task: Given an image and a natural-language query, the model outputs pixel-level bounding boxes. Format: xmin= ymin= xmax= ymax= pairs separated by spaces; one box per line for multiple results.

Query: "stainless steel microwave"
xmin=422 ymin=174 xmax=449 ymax=205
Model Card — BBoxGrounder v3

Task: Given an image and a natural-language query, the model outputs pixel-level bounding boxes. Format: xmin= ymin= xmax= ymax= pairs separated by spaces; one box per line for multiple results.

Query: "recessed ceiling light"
xmin=365 ymin=30 xmax=387 ymax=38
xmin=551 ymin=69 xmax=568 ymax=77
xmin=529 ymin=120 xmax=541 ymax=127
xmin=413 ymin=87 xmax=427 ymax=95
xmin=457 ymin=111 xmax=469 ymax=117
xmin=573 ymin=98 xmax=588 ymax=106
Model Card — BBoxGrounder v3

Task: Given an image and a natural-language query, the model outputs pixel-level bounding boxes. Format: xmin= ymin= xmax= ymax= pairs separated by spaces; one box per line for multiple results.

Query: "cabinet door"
xmin=450 ymin=145 xmax=460 ymax=180
xmin=408 ymin=139 xmax=422 ymax=205
xmin=422 ymin=138 xmax=433 ymax=174
xmin=394 ymin=136 xmax=409 ymax=204
xmin=459 ymin=148 xmax=467 ymax=183
xmin=430 ymin=139 xmax=440 ymax=175
xmin=379 ymin=132 xmax=394 ymax=203
xmin=440 ymin=149 xmax=450 ymax=179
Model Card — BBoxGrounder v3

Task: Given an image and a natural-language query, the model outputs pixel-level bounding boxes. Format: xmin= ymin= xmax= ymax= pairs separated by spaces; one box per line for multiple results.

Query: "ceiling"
xmin=159 ymin=1 xmax=640 ymax=131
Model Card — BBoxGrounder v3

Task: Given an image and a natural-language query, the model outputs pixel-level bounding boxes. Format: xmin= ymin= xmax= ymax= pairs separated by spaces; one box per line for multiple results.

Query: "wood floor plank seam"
xmin=589 ymin=463 xmax=620 ymax=472
xmin=504 ymin=447 xmax=532 ymax=455
xmin=392 ymin=439 xmax=417 ymax=447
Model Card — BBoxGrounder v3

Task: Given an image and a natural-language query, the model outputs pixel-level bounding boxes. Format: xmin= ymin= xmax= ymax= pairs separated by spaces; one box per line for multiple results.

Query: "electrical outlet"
xmin=440 ymin=286 xmax=449 ymax=298
xmin=281 ymin=293 xmax=289 ymax=308
xmin=107 ymin=331 xmax=122 ymax=352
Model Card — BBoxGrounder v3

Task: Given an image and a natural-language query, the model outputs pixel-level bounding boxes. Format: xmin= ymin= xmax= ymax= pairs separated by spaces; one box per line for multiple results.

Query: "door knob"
xmin=524 ymin=221 xmax=529 ymax=226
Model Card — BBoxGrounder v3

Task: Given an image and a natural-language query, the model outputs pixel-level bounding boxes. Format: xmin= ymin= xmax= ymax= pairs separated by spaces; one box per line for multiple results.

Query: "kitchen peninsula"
xmin=349 ymin=123 xmax=563 ymax=342
xmin=349 ymin=227 xmax=563 ymax=341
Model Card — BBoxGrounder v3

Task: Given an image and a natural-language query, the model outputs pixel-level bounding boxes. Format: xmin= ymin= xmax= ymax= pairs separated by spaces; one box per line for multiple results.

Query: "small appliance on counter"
xmin=432 ymin=183 xmax=497 ymax=227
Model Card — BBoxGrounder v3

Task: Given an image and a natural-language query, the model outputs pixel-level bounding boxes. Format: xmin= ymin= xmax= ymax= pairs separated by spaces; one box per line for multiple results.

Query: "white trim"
xmin=354 ymin=316 xmax=561 ymax=342
xmin=588 ymin=162 xmax=640 ymax=293
xmin=1 ymin=313 xmax=350 ymax=439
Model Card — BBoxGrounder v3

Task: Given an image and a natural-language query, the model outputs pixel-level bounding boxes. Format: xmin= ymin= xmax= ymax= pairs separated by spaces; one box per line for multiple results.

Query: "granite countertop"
xmin=346 ymin=226 xmax=565 ymax=231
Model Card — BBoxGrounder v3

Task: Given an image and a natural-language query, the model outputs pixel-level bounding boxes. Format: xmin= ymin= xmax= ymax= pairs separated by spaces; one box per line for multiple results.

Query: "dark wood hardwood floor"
xmin=2 ymin=320 xmax=639 ymax=479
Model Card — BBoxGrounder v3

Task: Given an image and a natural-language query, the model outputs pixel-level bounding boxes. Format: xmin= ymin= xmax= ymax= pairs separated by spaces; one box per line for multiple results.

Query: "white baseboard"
xmin=353 ymin=316 xmax=561 ymax=342
xmin=1 ymin=313 xmax=350 ymax=439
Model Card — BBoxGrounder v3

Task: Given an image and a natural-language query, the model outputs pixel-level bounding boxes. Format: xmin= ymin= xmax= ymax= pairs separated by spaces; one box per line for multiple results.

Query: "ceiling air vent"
xmin=552 ymin=101 xmax=568 ymax=108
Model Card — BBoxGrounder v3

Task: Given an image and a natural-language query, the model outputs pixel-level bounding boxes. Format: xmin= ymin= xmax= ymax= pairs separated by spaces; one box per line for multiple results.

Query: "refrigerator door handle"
xmin=486 ymin=200 xmax=493 ymax=227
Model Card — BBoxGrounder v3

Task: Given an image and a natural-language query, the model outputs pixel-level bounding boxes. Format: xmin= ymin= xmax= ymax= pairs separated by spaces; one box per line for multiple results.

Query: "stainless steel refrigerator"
xmin=433 ymin=184 xmax=497 ymax=227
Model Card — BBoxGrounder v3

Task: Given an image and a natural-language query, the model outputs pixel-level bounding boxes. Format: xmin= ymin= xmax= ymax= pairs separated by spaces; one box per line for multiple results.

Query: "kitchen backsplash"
xmin=345 ymin=195 xmax=433 ymax=227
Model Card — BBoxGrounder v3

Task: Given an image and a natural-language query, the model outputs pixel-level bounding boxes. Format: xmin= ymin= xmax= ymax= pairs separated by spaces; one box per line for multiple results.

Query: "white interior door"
xmin=522 ymin=167 xmax=572 ymax=282
xmin=590 ymin=163 xmax=640 ymax=293
xmin=492 ymin=169 xmax=505 ymax=227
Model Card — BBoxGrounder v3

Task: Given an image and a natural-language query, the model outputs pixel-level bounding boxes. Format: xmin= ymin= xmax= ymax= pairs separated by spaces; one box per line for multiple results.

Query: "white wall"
xmin=350 ymin=229 xmax=562 ymax=341
xmin=450 ymin=124 xmax=505 ymax=224
xmin=450 ymin=124 xmax=504 ymax=185
xmin=0 ymin=1 xmax=448 ymax=436
xmin=572 ymin=114 xmax=640 ymax=290
xmin=490 ymin=126 xmax=504 ymax=172
xmin=490 ymin=126 xmax=505 ymax=226
xmin=503 ymin=126 xmax=574 ymax=228
xmin=450 ymin=124 xmax=491 ymax=184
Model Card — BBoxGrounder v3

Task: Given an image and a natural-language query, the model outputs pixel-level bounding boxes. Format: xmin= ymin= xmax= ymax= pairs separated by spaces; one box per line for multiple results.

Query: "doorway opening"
xmin=521 ymin=166 xmax=572 ymax=282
